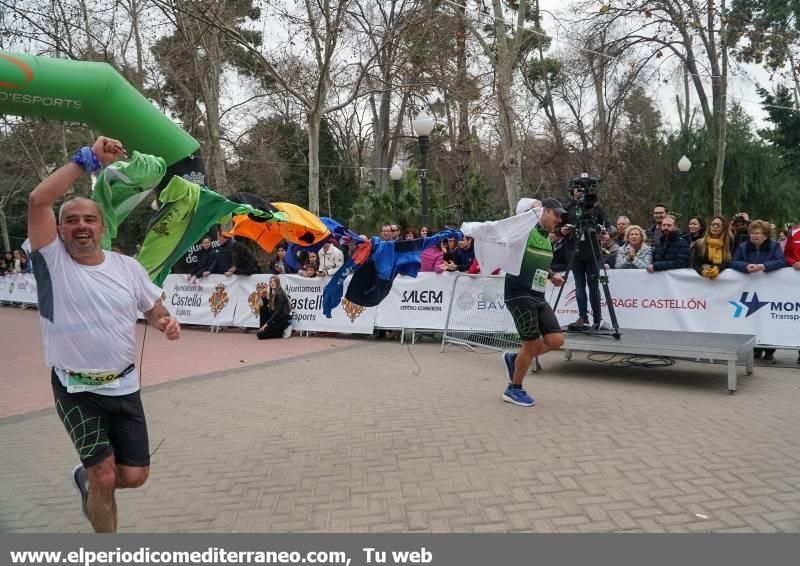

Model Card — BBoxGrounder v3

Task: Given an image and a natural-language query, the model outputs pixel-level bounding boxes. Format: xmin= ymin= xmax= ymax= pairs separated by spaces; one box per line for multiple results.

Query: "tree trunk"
xmin=497 ymin=66 xmax=521 ymax=212
xmin=0 ymin=208 xmax=9 ymax=252
xmin=307 ymin=112 xmax=322 ymax=215
xmin=453 ymin=6 xmax=470 ymax=223
xmin=712 ymin=1 xmax=728 ymax=217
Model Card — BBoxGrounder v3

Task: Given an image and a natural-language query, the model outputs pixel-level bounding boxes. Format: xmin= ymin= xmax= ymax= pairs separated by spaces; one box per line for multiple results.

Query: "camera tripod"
xmin=552 ymin=220 xmax=622 ymax=340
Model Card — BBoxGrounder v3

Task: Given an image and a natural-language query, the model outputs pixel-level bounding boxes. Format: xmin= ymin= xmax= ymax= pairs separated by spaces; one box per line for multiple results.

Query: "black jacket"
xmin=652 ymin=231 xmax=690 ymax=271
xmin=232 ymin=243 xmax=262 ymax=275
xmin=259 ymin=290 xmax=291 ymax=326
xmin=190 ymin=247 xmax=213 ymax=277
xmin=560 ymin=200 xmax=607 ymax=261
xmin=207 ymin=239 xmax=235 ymax=274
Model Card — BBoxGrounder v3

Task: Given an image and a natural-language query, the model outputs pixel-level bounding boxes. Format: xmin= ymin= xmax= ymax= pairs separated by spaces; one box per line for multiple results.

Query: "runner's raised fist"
xmin=91 ymin=136 xmax=127 ymax=166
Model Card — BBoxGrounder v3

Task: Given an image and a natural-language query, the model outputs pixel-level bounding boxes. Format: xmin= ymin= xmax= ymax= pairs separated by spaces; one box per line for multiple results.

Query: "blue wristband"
xmin=69 ymin=147 xmax=102 ymax=173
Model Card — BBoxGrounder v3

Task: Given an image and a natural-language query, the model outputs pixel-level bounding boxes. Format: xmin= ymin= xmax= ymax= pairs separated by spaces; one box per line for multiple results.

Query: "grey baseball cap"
xmin=540 ymin=197 xmax=566 ymax=214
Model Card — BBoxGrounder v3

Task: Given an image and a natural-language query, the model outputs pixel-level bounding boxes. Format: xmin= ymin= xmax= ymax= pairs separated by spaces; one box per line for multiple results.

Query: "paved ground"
xmin=0 ymin=306 xmax=354 ymax=419
xmin=2 ymin=317 xmax=799 ymax=533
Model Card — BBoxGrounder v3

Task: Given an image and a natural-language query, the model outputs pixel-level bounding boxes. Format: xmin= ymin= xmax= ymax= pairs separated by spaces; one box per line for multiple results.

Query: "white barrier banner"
xmin=161 ymin=274 xmax=237 ymax=326
xmin=8 ymin=268 xmax=799 ymax=347
xmin=375 ymin=273 xmax=455 ymax=329
xmin=229 ymin=274 xmax=378 ymax=334
xmin=546 ymin=268 xmax=799 ymax=346
xmin=0 ymin=273 xmax=37 ymax=304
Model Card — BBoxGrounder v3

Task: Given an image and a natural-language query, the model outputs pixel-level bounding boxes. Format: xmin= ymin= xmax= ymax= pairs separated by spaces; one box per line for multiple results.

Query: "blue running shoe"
xmin=503 ymin=385 xmax=535 ymax=407
xmin=502 ymin=352 xmax=517 ymax=382
xmin=71 ymin=463 xmax=90 ymax=522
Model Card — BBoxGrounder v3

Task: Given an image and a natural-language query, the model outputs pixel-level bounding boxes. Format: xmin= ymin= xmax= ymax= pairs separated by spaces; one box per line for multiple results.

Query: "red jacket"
xmin=785 ymin=227 xmax=800 ymax=265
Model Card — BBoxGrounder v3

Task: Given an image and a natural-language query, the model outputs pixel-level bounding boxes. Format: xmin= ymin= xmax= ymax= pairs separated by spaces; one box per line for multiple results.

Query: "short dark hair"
xmin=653 ymin=203 xmax=667 ymax=211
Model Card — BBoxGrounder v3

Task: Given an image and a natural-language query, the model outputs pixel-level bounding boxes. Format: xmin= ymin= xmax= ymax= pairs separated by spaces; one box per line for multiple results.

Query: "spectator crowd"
xmin=3 ymin=196 xmax=798 ymax=359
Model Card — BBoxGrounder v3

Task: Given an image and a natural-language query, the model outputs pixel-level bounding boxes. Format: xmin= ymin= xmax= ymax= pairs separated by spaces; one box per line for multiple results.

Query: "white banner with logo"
xmin=228 ymin=274 xmax=378 ymax=334
xmin=375 ymin=273 xmax=455 ymax=329
xmin=161 ymin=275 xmax=237 ymax=326
xmin=0 ymin=273 xmax=37 ymax=304
xmin=545 ymin=268 xmax=799 ymax=346
xmin=6 ymin=269 xmax=799 ymax=346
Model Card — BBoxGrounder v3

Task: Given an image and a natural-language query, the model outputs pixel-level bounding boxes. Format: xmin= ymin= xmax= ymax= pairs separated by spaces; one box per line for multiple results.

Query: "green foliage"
xmin=349 ymin=168 xmax=449 ymax=235
xmin=663 ymin=103 xmax=800 ymax=226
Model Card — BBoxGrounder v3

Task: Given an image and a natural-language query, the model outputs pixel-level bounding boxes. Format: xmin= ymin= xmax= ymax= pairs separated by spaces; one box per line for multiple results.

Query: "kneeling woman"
xmin=258 ymin=276 xmax=292 ymax=339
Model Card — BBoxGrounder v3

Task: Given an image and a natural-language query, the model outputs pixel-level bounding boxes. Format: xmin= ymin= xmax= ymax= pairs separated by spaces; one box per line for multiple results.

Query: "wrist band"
xmin=69 ymin=147 xmax=102 ymax=173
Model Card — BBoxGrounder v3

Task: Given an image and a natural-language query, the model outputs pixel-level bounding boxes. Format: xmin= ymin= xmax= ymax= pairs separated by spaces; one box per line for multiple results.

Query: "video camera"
xmin=570 ymin=173 xmax=601 ymax=210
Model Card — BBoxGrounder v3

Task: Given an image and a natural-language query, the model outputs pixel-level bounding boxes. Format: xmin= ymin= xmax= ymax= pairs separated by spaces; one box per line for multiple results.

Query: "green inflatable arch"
xmin=0 ymin=50 xmax=199 ymax=166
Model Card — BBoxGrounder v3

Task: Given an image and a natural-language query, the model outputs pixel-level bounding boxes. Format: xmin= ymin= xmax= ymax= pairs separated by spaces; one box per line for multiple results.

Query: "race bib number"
xmin=66 ymin=369 xmax=121 ymax=393
xmin=532 ymin=269 xmax=549 ymax=292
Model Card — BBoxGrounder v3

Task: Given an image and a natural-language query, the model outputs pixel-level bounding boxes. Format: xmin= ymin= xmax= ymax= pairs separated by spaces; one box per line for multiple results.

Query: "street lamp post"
xmin=412 ymin=112 xmax=434 ymax=227
xmin=389 ymin=163 xmax=403 ymax=212
xmin=677 ymin=155 xmax=692 ymax=224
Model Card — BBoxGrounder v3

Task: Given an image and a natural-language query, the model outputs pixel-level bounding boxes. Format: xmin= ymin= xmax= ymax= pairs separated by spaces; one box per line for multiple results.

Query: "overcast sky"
xmin=535 ymin=0 xmax=778 ymax=130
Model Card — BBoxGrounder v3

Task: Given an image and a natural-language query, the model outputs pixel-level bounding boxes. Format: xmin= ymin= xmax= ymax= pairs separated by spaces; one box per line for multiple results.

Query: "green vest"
xmin=505 ymin=226 xmax=553 ymax=291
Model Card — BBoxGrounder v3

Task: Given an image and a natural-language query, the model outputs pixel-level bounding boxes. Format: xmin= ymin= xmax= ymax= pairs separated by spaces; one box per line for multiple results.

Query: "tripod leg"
xmin=588 ymin=232 xmax=622 ymax=339
xmin=551 ymin=234 xmax=581 ymax=312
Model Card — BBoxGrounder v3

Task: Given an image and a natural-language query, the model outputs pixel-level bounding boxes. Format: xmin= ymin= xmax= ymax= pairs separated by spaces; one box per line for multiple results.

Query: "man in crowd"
xmin=27 ymin=136 xmax=180 ymax=532
xmin=204 ymin=230 xmax=235 ymax=275
xmin=443 ymin=236 xmax=475 ymax=272
xmin=645 ymin=204 xmax=667 ymax=245
xmin=732 ymin=212 xmax=751 ymax=249
xmin=380 ymin=224 xmax=393 ymax=241
xmin=600 ymin=227 xmax=619 ymax=269
xmin=318 ymin=241 xmax=344 ymax=277
xmin=501 ymin=198 xmax=566 ymax=407
xmin=647 ymin=214 xmax=690 ymax=273
xmin=615 ymin=216 xmax=630 ymax=247
xmin=390 ymin=224 xmax=401 ymax=241
xmin=782 ymin=224 xmax=800 ymax=364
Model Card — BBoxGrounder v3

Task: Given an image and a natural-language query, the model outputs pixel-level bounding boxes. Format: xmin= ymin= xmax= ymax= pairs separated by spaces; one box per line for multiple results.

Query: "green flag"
xmin=136 ymin=176 xmax=287 ymax=285
xmin=92 ymin=151 xmax=166 ymax=250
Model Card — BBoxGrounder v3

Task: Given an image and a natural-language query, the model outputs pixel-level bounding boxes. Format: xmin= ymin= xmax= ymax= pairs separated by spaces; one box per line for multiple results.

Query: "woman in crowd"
xmin=257 ymin=276 xmax=292 ymax=339
xmin=691 ymin=216 xmax=734 ymax=279
xmin=682 ymin=216 xmax=706 ymax=245
xmin=732 ymin=219 xmax=787 ymax=362
xmin=615 ymin=225 xmax=653 ymax=269
xmin=404 ymin=228 xmax=417 ymax=240
xmin=442 ymin=236 xmax=458 ymax=264
xmin=419 ymin=226 xmax=429 ymax=238
xmin=732 ymin=219 xmax=787 ymax=273
xmin=420 ymin=236 xmax=445 ymax=273
xmin=188 ymin=236 xmax=213 ymax=284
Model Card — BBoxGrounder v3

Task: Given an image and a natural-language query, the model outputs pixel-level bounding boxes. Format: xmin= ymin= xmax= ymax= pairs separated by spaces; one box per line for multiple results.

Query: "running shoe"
xmin=502 ymin=352 xmax=517 ymax=382
xmin=71 ymin=463 xmax=90 ymax=522
xmin=503 ymin=385 xmax=535 ymax=407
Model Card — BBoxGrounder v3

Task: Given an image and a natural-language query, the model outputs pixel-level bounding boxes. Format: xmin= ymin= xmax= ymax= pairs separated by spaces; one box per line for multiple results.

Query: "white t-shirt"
xmin=31 ymin=238 xmax=161 ymax=396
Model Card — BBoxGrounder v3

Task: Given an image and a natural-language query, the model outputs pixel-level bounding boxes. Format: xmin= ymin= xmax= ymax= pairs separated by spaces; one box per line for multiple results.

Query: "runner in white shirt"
xmin=27 ymin=136 xmax=180 ymax=533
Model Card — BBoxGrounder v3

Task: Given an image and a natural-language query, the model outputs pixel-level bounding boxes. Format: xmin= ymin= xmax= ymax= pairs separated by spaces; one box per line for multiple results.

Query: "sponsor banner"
xmin=10 ymin=269 xmax=800 ymax=346
xmin=0 ymin=273 xmax=37 ymax=303
xmin=230 ymin=274 xmax=378 ymax=334
xmin=161 ymin=274 xmax=236 ymax=326
xmin=546 ymin=268 xmax=798 ymax=346
xmin=439 ymin=274 xmax=516 ymax=332
xmin=375 ymin=273 xmax=454 ymax=329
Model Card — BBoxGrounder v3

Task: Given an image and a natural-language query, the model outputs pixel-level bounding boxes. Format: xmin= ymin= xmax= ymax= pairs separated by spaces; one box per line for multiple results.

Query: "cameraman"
xmin=560 ymin=182 xmax=608 ymax=331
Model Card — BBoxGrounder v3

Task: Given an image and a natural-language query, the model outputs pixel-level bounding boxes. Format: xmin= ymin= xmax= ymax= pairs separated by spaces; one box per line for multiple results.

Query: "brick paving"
xmin=0 ymin=306 xmax=354 ymax=418
xmin=2 ymin=332 xmax=800 ymax=533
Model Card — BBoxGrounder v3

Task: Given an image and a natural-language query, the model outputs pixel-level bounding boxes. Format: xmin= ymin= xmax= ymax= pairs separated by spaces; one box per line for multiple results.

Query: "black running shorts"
xmin=504 ymin=285 xmax=562 ymax=342
xmin=51 ymin=371 xmax=150 ymax=468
